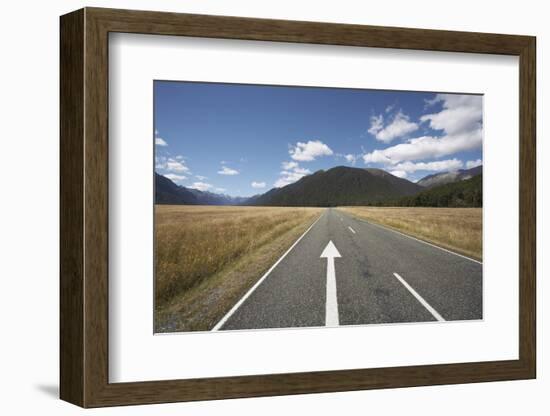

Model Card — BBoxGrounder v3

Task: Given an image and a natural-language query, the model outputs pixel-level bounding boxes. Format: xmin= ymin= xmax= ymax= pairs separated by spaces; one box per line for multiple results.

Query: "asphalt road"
xmin=215 ymin=208 xmax=482 ymax=331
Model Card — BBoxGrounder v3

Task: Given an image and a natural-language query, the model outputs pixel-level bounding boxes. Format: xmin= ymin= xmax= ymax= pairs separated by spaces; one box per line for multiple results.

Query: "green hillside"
xmin=386 ymin=173 xmax=482 ymax=208
xmin=249 ymin=166 xmax=422 ymax=207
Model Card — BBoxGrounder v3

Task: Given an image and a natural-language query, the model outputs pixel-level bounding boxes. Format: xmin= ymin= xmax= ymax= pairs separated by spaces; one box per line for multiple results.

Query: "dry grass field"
xmin=155 ymin=205 xmax=322 ymax=332
xmin=337 ymin=207 xmax=482 ymax=261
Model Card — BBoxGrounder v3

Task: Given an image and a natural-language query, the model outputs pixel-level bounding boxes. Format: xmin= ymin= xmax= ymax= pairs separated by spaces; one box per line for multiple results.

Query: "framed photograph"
xmin=60 ymin=7 xmax=536 ymax=407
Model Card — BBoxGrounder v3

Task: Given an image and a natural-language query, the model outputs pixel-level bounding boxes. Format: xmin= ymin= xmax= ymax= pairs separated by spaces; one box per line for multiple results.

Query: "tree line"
xmin=374 ymin=174 xmax=482 ymax=208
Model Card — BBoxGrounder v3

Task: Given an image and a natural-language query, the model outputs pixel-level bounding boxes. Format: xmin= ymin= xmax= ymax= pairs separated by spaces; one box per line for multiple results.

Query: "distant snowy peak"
xmin=417 ymin=165 xmax=482 ymax=188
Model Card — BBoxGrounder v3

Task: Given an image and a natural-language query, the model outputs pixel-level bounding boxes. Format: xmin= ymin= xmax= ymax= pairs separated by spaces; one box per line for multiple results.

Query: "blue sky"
xmin=154 ymin=81 xmax=482 ymax=197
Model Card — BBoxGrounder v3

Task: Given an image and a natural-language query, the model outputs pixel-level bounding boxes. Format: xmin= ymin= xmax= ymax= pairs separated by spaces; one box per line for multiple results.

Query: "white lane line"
xmin=393 ymin=272 xmax=445 ymax=322
xmin=212 ymin=211 xmax=325 ymax=331
xmin=347 ymin=226 xmax=356 ymax=234
xmin=356 ymin=218 xmax=482 ymax=265
xmin=320 ymin=241 xmax=342 ymax=326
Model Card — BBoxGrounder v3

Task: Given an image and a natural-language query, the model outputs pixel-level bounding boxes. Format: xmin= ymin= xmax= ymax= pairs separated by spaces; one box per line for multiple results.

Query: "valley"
xmin=156 ymin=165 xmax=482 ymax=208
xmin=154 ymin=165 xmax=483 ymax=332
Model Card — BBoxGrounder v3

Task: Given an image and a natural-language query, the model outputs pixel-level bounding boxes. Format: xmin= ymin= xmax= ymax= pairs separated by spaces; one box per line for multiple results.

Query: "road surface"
xmin=214 ymin=208 xmax=482 ymax=331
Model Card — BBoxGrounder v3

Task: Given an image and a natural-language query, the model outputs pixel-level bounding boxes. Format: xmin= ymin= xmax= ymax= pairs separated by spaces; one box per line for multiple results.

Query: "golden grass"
xmin=155 ymin=205 xmax=322 ymax=332
xmin=337 ymin=207 xmax=482 ymax=260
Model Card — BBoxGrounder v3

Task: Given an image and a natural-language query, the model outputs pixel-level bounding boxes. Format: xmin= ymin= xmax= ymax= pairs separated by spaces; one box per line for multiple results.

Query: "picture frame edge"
xmin=59 ymin=7 xmax=537 ymax=408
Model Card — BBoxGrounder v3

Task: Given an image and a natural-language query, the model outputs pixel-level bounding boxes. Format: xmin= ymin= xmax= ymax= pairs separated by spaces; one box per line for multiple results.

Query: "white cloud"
xmin=155 ymin=137 xmax=167 ymax=146
xmin=251 ymin=181 xmax=266 ymax=189
xmin=155 ymin=156 xmax=190 ymax=173
xmin=363 ymin=130 xmax=482 ymax=165
xmin=392 ymin=158 xmax=464 ymax=173
xmin=368 ymin=115 xmax=384 ymax=136
xmin=274 ymin=172 xmax=307 ymax=188
xmin=363 ymin=95 xmax=482 ymax=166
xmin=289 ymin=140 xmax=333 ymax=162
xmin=281 ymin=161 xmax=299 ymax=170
xmin=190 ymin=182 xmax=212 ymax=191
xmin=214 ymin=187 xmax=226 ymax=193
xmin=293 ymin=167 xmax=311 ymax=175
xmin=389 ymin=170 xmax=408 ymax=178
xmin=424 ymin=95 xmax=442 ymax=108
xmin=420 ymin=94 xmax=482 ymax=136
xmin=274 ymin=163 xmax=312 ymax=188
xmin=165 ymin=158 xmax=190 ymax=173
xmin=217 ymin=166 xmax=239 ymax=175
xmin=195 ymin=175 xmax=207 ymax=180
xmin=344 ymin=154 xmax=357 ymax=165
xmin=368 ymin=111 xmax=418 ymax=143
xmin=155 ymin=156 xmax=166 ymax=170
xmin=164 ymin=173 xmax=186 ymax=183
xmin=466 ymin=159 xmax=482 ymax=169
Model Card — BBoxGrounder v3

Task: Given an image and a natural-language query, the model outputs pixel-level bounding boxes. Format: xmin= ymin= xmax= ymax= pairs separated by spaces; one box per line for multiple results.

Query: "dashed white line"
xmin=393 ymin=272 xmax=445 ymax=321
xmin=347 ymin=226 xmax=356 ymax=234
xmin=211 ymin=212 xmax=325 ymax=331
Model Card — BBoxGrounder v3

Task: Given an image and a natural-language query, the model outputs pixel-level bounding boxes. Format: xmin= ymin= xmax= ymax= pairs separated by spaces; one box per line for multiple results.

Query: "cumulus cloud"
xmin=274 ymin=171 xmax=308 ymax=188
xmin=368 ymin=111 xmax=418 ymax=143
xmin=289 ymin=140 xmax=333 ymax=162
xmin=363 ymin=95 xmax=482 ymax=166
xmin=274 ymin=162 xmax=311 ymax=188
xmin=389 ymin=170 xmax=408 ymax=178
xmin=344 ymin=154 xmax=358 ymax=165
xmin=217 ymin=166 xmax=239 ymax=175
xmin=195 ymin=175 xmax=207 ymax=180
xmin=155 ymin=156 xmax=166 ymax=170
xmin=251 ymin=181 xmax=266 ymax=189
xmin=392 ymin=158 xmax=464 ymax=173
xmin=155 ymin=137 xmax=167 ymax=146
xmin=165 ymin=158 xmax=190 ymax=173
xmin=424 ymin=95 xmax=442 ymax=108
xmin=363 ymin=132 xmax=482 ymax=165
xmin=164 ymin=173 xmax=186 ymax=183
xmin=190 ymin=182 xmax=212 ymax=191
xmin=420 ymin=94 xmax=482 ymax=136
xmin=466 ymin=159 xmax=482 ymax=169
xmin=293 ymin=167 xmax=311 ymax=175
xmin=281 ymin=161 xmax=299 ymax=170
xmin=156 ymin=156 xmax=190 ymax=173
xmin=368 ymin=115 xmax=384 ymax=136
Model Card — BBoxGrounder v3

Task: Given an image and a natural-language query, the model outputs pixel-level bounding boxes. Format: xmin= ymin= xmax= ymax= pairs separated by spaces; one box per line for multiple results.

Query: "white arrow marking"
xmin=320 ymin=240 xmax=342 ymax=327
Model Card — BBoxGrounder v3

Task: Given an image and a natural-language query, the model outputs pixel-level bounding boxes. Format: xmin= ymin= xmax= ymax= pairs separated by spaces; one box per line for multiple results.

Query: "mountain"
xmin=157 ymin=166 xmax=482 ymax=208
xmin=248 ymin=166 xmax=422 ymax=207
xmin=417 ymin=165 xmax=482 ymax=188
xmin=392 ymin=173 xmax=482 ymax=207
xmin=155 ymin=173 xmax=199 ymax=204
xmin=155 ymin=173 xmax=246 ymax=205
xmin=187 ymin=188 xmax=249 ymax=205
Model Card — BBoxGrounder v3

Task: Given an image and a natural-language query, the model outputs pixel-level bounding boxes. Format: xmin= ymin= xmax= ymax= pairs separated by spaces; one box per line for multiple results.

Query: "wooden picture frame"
xmin=60 ymin=7 xmax=536 ymax=408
